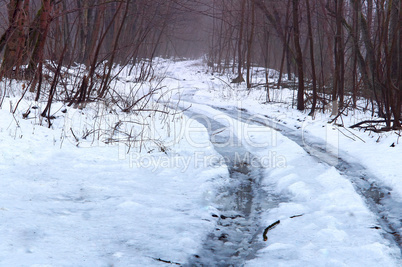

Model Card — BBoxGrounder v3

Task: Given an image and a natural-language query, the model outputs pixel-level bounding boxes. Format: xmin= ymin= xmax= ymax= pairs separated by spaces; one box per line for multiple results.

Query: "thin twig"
xmin=263 ymin=220 xmax=280 ymax=241
xmin=151 ymin=257 xmax=181 ymax=265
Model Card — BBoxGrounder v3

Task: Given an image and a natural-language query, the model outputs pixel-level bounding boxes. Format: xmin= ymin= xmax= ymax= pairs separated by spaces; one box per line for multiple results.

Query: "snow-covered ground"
xmin=0 ymin=76 xmax=229 ymax=265
xmin=163 ymin=59 xmax=401 ymax=199
xmin=0 ymin=58 xmax=401 ymax=266
xmin=161 ymin=59 xmax=401 ymax=265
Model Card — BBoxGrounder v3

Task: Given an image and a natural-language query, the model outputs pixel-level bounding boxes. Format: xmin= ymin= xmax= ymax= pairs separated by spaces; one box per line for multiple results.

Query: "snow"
xmin=172 ymin=99 xmax=399 ymax=266
xmin=0 ymin=88 xmax=229 ymax=265
xmin=162 ymin=59 xmax=401 ymax=265
xmin=164 ymin=58 xmax=401 ymax=195
xmin=250 ymin=137 xmax=398 ymax=266
xmin=0 ymin=58 xmax=401 ymax=266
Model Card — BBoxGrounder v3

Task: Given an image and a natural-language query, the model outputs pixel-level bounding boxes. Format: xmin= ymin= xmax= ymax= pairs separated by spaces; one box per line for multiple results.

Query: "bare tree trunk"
xmin=76 ymin=0 xmax=89 ymax=61
xmin=388 ymin=0 xmax=401 ymax=128
xmin=28 ymin=0 xmax=54 ymax=93
xmin=233 ymin=0 xmax=246 ymax=83
xmin=352 ymin=0 xmax=359 ymax=109
xmin=277 ymin=0 xmax=291 ymax=87
xmin=85 ymin=4 xmax=105 ymax=67
xmin=398 ymin=0 xmax=402 ymax=128
xmin=261 ymin=28 xmax=270 ymax=101
xmin=338 ymin=0 xmax=345 ymax=110
xmin=306 ymin=0 xmax=317 ymax=115
xmin=1 ymin=0 xmax=29 ymax=77
xmin=342 ymin=3 xmax=374 ymax=103
xmin=317 ymin=12 xmax=326 ymax=111
xmin=246 ymin=0 xmax=255 ymax=89
xmin=292 ymin=0 xmax=304 ymax=110
xmin=333 ymin=0 xmax=344 ymax=115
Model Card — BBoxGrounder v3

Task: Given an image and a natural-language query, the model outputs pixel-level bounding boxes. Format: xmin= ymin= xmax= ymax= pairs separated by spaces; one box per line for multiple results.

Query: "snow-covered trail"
xmin=1 ymin=58 xmax=400 ymax=266
xmin=162 ymin=59 xmax=401 ymax=265
xmin=181 ymin=110 xmax=271 ymax=266
xmin=212 ymin=104 xmax=402 ymax=251
xmin=167 ymin=99 xmax=400 ymax=266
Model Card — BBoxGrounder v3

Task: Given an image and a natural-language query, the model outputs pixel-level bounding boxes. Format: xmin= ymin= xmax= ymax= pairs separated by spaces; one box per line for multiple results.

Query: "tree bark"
xmin=28 ymin=0 xmax=54 ymax=93
xmin=234 ymin=0 xmax=246 ymax=83
xmin=1 ymin=0 xmax=29 ymax=77
xmin=292 ymin=0 xmax=304 ymax=111
xmin=246 ymin=0 xmax=255 ymax=89
xmin=28 ymin=0 xmax=54 ymax=73
xmin=333 ymin=0 xmax=344 ymax=115
xmin=306 ymin=0 xmax=317 ymax=115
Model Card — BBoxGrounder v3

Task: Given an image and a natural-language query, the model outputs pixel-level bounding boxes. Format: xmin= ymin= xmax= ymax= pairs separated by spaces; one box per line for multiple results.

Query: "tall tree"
xmin=0 ymin=0 xmax=30 ymax=77
xmin=292 ymin=0 xmax=304 ymax=110
xmin=332 ymin=0 xmax=344 ymax=115
xmin=28 ymin=0 xmax=55 ymax=93
xmin=246 ymin=0 xmax=256 ymax=88
xmin=306 ymin=0 xmax=317 ymax=115
xmin=233 ymin=0 xmax=247 ymax=83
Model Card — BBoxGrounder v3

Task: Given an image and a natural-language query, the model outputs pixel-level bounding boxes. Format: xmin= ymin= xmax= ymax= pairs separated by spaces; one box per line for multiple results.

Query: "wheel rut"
xmin=183 ymin=111 xmax=272 ymax=266
xmin=214 ymin=105 xmax=402 ymax=253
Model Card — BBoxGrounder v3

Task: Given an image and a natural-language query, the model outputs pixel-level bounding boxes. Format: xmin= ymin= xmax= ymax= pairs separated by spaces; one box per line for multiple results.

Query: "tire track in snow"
xmin=182 ymin=110 xmax=279 ymax=266
xmin=214 ymin=105 xmax=402 ymax=253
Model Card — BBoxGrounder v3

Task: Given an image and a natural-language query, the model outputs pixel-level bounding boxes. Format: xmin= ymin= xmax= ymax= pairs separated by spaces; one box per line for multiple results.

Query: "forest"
xmin=0 ymin=0 xmax=400 ymax=128
xmin=0 ymin=1 xmax=401 ymax=265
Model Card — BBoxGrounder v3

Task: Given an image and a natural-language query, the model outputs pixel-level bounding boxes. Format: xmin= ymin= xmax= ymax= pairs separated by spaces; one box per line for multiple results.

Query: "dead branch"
xmin=263 ymin=220 xmax=280 ymax=241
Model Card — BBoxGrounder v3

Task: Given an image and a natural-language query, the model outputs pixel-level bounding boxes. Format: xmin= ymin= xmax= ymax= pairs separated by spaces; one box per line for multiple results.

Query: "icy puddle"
xmin=184 ymin=112 xmax=279 ymax=266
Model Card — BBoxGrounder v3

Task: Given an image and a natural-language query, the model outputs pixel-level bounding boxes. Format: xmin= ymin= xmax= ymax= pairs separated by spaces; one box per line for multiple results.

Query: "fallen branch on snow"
xmin=152 ymin=257 xmax=181 ymax=265
xmin=263 ymin=220 xmax=280 ymax=241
